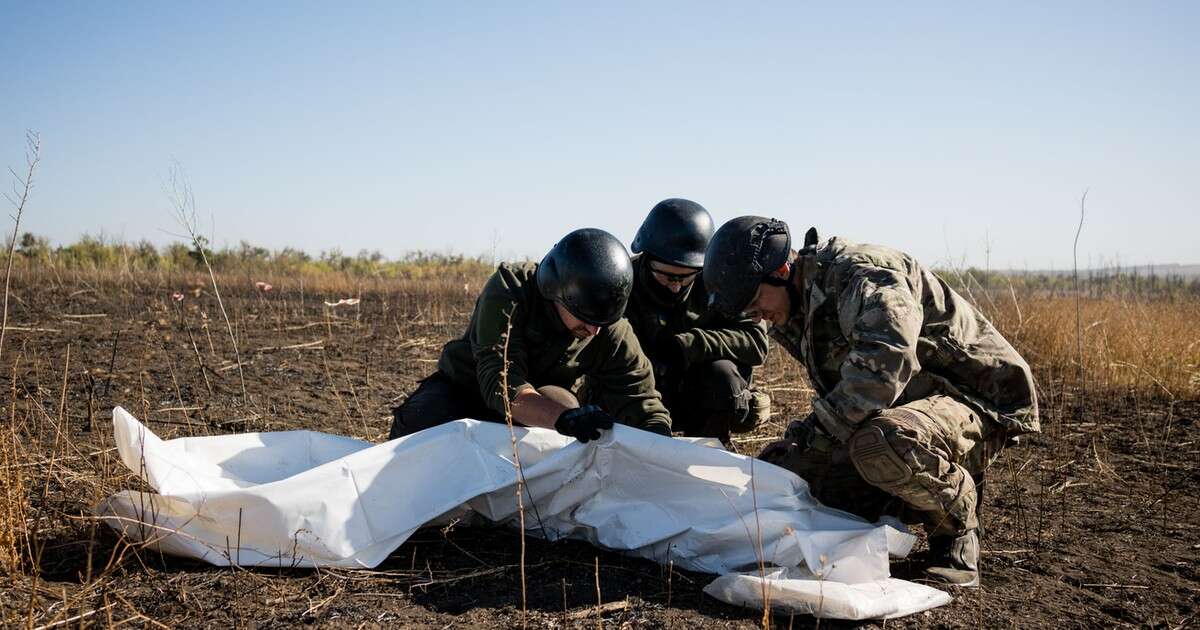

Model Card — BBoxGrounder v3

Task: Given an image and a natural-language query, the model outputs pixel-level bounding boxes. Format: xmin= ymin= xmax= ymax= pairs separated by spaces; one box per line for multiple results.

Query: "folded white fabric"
xmin=97 ymin=407 xmax=950 ymax=619
xmin=705 ymin=567 xmax=953 ymax=620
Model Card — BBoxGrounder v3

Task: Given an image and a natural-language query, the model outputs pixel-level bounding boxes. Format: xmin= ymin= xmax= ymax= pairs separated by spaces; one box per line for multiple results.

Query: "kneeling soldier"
xmin=390 ymin=228 xmax=672 ymax=443
xmin=704 ymin=216 xmax=1039 ymax=587
xmin=620 ymin=198 xmax=770 ymax=441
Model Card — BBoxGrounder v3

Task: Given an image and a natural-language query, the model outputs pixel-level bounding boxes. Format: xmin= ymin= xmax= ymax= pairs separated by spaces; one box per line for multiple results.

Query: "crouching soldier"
xmin=703 ymin=216 xmax=1039 ymax=587
xmin=618 ymin=198 xmax=771 ymax=441
xmin=389 ymin=228 xmax=672 ymax=443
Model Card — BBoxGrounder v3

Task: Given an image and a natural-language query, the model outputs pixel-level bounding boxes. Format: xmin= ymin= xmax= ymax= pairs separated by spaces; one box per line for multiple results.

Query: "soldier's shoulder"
xmin=492 ymin=262 xmax=538 ymax=287
xmin=495 ymin=261 xmax=537 ymax=279
xmin=626 ymin=262 xmax=651 ymax=306
xmin=598 ymin=318 xmax=642 ymax=350
xmin=688 ymin=274 xmax=726 ymax=319
xmin=824 ymin=237 xmax=919 ymax=275
xmin=604 ymin=317 xmax=635 ymax=338
xmin=482 ymin=262 xmax=539 ymax=302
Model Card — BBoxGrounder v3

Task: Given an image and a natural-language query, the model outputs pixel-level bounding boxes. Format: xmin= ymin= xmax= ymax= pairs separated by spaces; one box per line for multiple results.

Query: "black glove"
xmin=757 ymin=439 xmax=793 ymax=465
xmin=758 ymin=413 xmax=818 ymax=463
xmin=554 ymin=405 xmax=616 ymax=443
xmin=782 ymin=413 xmax=820 ymax=449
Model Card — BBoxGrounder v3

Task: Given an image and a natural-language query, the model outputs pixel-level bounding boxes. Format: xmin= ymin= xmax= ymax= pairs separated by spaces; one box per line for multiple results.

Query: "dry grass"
xmin=989 ymin=294 xmax=1200 ymax=400
xmin=0 ymin=263 xmax=1195 ymax=627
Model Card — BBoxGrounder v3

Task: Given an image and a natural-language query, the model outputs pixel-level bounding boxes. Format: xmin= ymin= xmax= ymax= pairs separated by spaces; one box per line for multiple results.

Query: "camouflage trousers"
xmin=763 ymin=395 xmax=1007 ymax=537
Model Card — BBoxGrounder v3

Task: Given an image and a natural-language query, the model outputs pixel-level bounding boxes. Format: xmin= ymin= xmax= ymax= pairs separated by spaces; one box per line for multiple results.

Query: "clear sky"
xmin=2 ymin=1 xmax=1196 ymax=269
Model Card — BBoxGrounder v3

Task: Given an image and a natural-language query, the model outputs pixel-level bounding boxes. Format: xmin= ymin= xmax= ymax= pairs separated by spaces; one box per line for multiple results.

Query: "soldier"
xmin=389 ymin=228 xmax=672 ymax=443
xmin=619 ymin=198 xmax=771 ymax=441
xmin=704 ymin=216 xmax=1039 ymax=587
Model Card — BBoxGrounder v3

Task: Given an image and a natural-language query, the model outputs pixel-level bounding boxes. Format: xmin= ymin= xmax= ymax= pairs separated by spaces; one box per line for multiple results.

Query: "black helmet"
xmin=703 ymin=216 xmax=791 ymax=318
xmin=537 ymin=228 xmax=633 ymax=326
xmin=631 ymin=198 xmax=715 ymax=268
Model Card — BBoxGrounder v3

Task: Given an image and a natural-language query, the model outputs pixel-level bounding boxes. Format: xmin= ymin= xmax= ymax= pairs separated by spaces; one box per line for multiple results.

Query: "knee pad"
xmin=536 ymin=385 xmax=579 ymax=409
xmin=849 ymin=425 xmax=913 ymax=488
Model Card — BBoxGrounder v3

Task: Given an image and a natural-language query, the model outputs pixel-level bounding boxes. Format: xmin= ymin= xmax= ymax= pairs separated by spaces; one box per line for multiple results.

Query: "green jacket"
xmin=771 ymin=237 xmax=1039 ymax=441
xmin=624 ymin=255 xmax=769 ymax=377
xmin=437 ymin=262 xmax=672 ymax=434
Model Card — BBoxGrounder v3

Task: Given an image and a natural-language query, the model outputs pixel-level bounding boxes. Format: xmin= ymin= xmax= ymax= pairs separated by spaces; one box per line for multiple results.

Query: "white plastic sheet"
xmin=97 ymin=407 xmax=950 ymax=619
xmin=705 ymin=568 xmax=952 ymax=620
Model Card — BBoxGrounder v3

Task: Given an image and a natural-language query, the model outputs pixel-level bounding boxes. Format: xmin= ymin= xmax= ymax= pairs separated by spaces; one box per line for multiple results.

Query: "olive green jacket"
xmin=624 ymin=255 xmax=769 ymax=376
xmin=771 ymin=237 xmax=1039 ymax=441
xmin=437 ymin=262 xmax=672 ymax=434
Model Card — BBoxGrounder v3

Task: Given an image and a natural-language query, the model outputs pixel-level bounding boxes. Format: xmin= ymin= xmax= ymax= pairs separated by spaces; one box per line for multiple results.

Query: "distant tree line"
xmin=7 ymin=233 xmax=496 ymax=279
xmin=9 ymin=233 xmax=1198 ymax=297
xmin=937 ymin=266 xmax=1200 ymax=300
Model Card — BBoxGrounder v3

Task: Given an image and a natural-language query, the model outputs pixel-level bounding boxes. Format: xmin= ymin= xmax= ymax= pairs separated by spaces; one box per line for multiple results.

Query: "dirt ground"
xmin=1 ymin=274 xmax=1197 ymax=628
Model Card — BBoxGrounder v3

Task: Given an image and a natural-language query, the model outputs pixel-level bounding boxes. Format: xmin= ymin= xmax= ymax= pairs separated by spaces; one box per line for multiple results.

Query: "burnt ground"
xmin=1 ymin=275 xmax=1197 ymax=628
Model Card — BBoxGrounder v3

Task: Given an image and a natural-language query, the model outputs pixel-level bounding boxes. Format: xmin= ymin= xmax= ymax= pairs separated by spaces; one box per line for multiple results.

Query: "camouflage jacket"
xmin=624 ymin=255 xmax=769 ymax=379
xmin=771 ymin=237 xmax=1039 ymax=441
xmin=437 ymin=262 xmax=672 ymax=434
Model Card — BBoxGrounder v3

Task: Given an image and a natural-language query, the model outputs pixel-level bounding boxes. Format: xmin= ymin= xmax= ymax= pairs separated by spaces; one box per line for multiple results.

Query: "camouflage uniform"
xmin=390 ymin=262 xmax=671 ymax=439
xmin=619 ymin=255 xmax=769 ymax=438
xmin=764 ymin=237 xmax=1038 ymax=536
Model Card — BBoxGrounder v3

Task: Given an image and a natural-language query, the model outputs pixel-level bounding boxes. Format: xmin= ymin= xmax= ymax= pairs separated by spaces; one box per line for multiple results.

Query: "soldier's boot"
xmin=729 ymin=387 xmax=771 ymax=435
xmin=925 ymin=529 xmax=979 ymax=587
xmin=744 ymin=387 xmax=772 ymax=432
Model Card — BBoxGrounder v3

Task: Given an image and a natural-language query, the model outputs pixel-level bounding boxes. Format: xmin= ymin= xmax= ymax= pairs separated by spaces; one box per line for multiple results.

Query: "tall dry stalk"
xmin=1 ymin=396 xmax=29 ymax=573
xmin=1 ymin=130 xmax=40 ymax=369
xmin=166 ymin=166 xmax=250 ymax=405
xmin=594 ymin=556 xmax=602 ymax=630
xmin=1073 ymin=189 xmax=1088 ymax=386
xmin=749 ymin=456 xmax=771 ymax=629
xmin=498 ymin=309 xmax=527 ymax=626
xmin=0 ymin=131 xmax=38 ymax=577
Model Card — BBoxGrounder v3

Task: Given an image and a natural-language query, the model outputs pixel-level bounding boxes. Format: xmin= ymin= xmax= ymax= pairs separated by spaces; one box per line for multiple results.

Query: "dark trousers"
xmin=662 ymin=359 xmax=750 ymax=440
xmin=388 ymin=372 xmax=503 ymax=440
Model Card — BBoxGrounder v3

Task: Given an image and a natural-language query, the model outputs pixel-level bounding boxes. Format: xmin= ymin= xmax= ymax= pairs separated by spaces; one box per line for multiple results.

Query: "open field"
xmin=1 ymin=266 xmax=1197 ymax=628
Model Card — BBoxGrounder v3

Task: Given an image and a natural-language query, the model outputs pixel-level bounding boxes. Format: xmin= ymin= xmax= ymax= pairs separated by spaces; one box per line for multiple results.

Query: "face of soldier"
xmin=741 ymin=271 xmax=792 ymax=326
xmin=554 ymin=301 xmax=601 ymax=339
xmin=647 ymin=260 xmax=700 ymax=294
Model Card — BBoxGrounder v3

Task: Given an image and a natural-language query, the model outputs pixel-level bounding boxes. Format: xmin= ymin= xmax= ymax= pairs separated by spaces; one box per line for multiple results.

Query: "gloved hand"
xmin=782 ymin=412 xmax=820 ymax=448
xmin=758 ymin=414 xmax=836 ymax=484
xmin=757 ymin=439 xmax=793 ymax=465
xmin=757 ymin=413 xmax=819 ymax=464
xmin=554 ymin=404 xmax=616 ymax=443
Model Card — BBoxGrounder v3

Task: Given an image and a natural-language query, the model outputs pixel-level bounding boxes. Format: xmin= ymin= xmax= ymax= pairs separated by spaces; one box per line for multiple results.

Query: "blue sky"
xmin=1 ymin=2 xmax=1196 ymax=269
